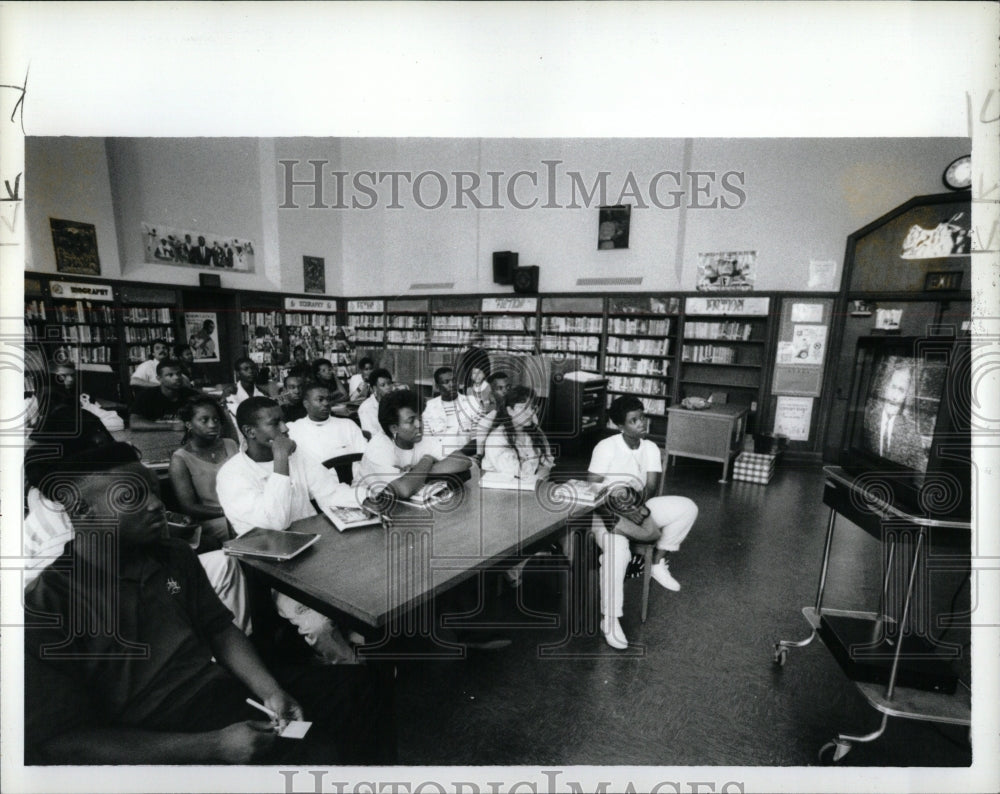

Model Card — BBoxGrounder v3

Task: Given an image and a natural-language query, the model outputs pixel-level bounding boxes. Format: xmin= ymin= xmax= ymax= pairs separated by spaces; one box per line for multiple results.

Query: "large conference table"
xmin=235 ymin=469 xmax=597 ymax=636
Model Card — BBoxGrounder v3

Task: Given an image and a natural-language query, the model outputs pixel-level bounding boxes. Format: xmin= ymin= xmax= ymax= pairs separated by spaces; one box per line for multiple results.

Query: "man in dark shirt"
xmin=129 ymin=359 xmax=199 ymax=431
xmin=279 ymin=372 xmax=308 ymax=423
xmin=23 ymin=442 xmax=394 ymax=764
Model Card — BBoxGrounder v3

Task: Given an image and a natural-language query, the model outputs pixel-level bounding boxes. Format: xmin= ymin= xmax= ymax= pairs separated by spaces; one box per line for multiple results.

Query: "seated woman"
xmin=168 ymin=395 xmax=239 ymax=546
xmin=481 ymin=385 xmax=553 ymax=479
xmin=465 ymin=364 xmax=495 ymax=415
xmin=313 ymin=358 xmax=351 ymax=416
xmin=588 ymin=395 xmax=698 ymax=650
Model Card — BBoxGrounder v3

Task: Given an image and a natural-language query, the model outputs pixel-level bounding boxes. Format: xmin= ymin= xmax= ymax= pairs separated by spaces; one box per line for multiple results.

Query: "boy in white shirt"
xmin=357 ymin=367 xmax=396 ymax=439
xmin=287 ymin=383 xmax=367 ymax=467
xmin=129 ymin=338 xmax=170 ymax=388
xmin=421 ymin=366 xmax=481 ymax=455
xmin=348 ymin=357 xmax=375 ymax=401
xmin=588 ymin=395 xmax=698 ymax=650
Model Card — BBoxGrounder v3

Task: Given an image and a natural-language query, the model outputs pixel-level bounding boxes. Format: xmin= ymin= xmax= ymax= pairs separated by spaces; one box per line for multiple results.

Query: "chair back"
xmin=323 ymin=452 xmax=364 ymax=484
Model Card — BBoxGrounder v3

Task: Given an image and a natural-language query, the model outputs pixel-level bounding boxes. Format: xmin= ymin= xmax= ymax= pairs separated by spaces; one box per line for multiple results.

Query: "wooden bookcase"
xmin=345 ymin=299 xmax=386 ymax=348
xmin=385 ymin=298 xmax=429 ymax=349
xmin=480 ymin=296 xmax=538 ymax=355
xmin=538 ymin=296 xmax=602 ymax=372
xmin=429 ymin=297 xmax=480 ymax=352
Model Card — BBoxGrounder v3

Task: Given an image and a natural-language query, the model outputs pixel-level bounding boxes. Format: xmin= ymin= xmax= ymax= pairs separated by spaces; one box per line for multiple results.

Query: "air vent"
xmin=576 ymin=276 xmax=644 ymax=287
xmin=409 ymin=282 xmax=455 ymax=290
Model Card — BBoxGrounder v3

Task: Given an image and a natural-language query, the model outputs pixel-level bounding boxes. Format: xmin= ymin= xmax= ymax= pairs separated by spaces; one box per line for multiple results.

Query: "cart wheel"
xmin=772 ymin=644 xmax=788 ymax=667
xmin=818 ymin=740 xmax=851 ymax=764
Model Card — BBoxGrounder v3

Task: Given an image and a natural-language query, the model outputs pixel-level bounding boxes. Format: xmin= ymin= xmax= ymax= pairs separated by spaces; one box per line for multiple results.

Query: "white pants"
xmin=592 ymin=495 xmax=698 ymax=619
xmin=198 ymin=550 xmax=252 ymax=634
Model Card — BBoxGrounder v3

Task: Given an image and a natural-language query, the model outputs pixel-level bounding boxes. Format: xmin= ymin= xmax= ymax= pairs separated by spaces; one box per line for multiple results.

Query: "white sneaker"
xmin=600 ymin=616 xmax=629 ymax=650
xmin=651 ymin=560 xmax=681 ymax=592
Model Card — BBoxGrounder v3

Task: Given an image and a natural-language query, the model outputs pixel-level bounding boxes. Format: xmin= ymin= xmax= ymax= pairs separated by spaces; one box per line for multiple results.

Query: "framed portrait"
xmin=184 ymin=311 xmax=220 ymax=363
xmin=598 ymin=205 xmax=631 ymax=250
xmin=141 ymin=221 xmax=255 ymax=272
xmin=50 ymin=218 xmax=101 ymax=276
xmin=303 ymin=255 xmax=326 ymax=294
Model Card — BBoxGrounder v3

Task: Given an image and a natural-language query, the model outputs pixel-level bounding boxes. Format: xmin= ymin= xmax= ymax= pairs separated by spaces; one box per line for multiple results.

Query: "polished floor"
xmin=381 ymin=462 xmax=972 ymax=767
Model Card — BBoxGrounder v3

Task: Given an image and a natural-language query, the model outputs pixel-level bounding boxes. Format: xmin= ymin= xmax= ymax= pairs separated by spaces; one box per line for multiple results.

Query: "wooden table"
xmin=235 ymin=469 xmax=594 ymax=632
xmin=664 ymin=403 xmax=748 ymax=483
xmin=113 ymin=427 xmax=185 ymax=468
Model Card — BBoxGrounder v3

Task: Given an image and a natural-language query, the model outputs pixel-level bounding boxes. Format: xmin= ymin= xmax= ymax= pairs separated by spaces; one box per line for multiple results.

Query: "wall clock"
xmin=942 ymin=155 xmax=971 ymax=191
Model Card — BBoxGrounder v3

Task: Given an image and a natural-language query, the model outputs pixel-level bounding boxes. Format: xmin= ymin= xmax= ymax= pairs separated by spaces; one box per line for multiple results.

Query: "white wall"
xmin=26 ymin=136 xmax=968 ymax=296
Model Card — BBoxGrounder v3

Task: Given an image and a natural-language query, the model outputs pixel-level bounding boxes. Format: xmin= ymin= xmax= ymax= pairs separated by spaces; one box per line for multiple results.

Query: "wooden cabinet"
xmin=665 ymin=403 xmax=748 ymax=483
xmin=544 ymin=374 xmax=608 ymax=459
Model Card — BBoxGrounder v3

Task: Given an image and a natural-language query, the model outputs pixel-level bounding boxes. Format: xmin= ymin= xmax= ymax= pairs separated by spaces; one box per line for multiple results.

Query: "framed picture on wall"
xmin=50 ymin=218 xmax=101 ymax=276
xmin=184 ymin=311 xmax=221 ymax=362
xmin=140 ymin=221 xmax=255 ymax=272
xmin=598 ymin=205 xmax=631 ymax=249
xmin=303 ymin=255 xmax=326 ymax=294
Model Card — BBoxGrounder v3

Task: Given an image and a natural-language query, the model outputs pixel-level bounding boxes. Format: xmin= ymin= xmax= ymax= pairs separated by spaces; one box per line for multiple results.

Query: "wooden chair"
xmin=322 ymin=452 xmax=364 ymax=485
xmin=633 ymin=541 xmax=655 ymax=623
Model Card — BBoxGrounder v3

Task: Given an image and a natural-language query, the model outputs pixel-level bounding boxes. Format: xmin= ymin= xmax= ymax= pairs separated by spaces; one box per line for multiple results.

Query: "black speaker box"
xmin=512 ymin=265 xmax=539 ymax=294
xmin=199 ymin=273 xmax=222 ymax=288
xmin=492 ymin=251 xmax=518 ymax=285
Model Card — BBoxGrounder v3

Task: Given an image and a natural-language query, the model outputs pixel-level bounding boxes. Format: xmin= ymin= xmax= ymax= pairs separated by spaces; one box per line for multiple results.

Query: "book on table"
xmin=479 ymin=471 xmax=539 ymax=491
xmin=321 ymin=503 xmax=382 ymax=532
xmin=402 ymin=480 xmax=450 ymax=507
xmin=559 ymin=479 xmax=604 ymax=506
xmin=223 ymin=527 xmax=320 ymax=561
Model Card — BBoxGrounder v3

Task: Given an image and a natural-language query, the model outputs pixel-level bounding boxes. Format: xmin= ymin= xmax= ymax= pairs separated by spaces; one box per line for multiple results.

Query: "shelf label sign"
xmin=482 ymin=297 xmax=537 ymax=313
xmin=49 ymin=280 xmax=114 ymax=302
xmin=685 ymin=296 xmax=769 ymax=316
xmin=285 ymin=297 xmax=337 ymax=312
xmin=347 ymin=300 xmax=384 ymax=312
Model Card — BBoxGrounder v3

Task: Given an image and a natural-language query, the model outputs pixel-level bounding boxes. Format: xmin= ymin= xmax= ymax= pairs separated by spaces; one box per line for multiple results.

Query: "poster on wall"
xmin=696 ymin=250 xmax=756 ymax=291
xmin=141 ymin=221 xmax=255 ymax=272
xmin=303 ymin=255 xmax=325 ymax=294
xmin=184 ymin=311 xmax=220 ymax=362
xmin=773 ymin=396 xmax=814 ymax=441
xmin=597 ymin=205 xmax=631 ymax=249
xmin=50 ymin=218 xmax=101 ymax=276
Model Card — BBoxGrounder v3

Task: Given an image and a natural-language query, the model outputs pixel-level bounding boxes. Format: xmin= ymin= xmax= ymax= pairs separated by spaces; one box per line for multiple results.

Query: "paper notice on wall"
xmin=774 ymin=396 xmax=813 ymax=441
xmin=807 ymin=259 xmax=838 ymax=290
xmin=790 ymin=303 xmax=823 ymax=323
xmin=780 ymin=324 xmax=827 ymax=365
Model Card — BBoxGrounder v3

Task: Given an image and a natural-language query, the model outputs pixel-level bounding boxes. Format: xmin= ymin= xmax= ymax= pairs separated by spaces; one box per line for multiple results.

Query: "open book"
xmin=558 ymin=479 xmax=604 ymax=506
xmin=479 ymin=471 xmax=539 ymax=491
xmin=402 ymin=480 xmax=450 ymax=507
xmin=223 ymin=527 xmax=320 ymax=561
xmin=321 ymin=504 xmax=382 ymax=532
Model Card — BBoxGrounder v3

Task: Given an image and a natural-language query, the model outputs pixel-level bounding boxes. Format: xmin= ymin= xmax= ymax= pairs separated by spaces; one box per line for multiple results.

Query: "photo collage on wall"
xmin=141 ymin=221 xmax=254 ymax=272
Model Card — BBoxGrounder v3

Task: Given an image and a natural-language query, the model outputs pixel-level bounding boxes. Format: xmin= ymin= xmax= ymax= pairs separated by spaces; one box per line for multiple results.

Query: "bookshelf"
xmin=429 ymin=297 xmax=480 ymax=352
xmin=345 ymin=299 xmax=385 ymax=347
xmin=605 ymin=295 xmax=679 ymax=423
xmin=240 ymin=293 xmax=284 ymax=374
xmin=385 ymin=298 xmax=429 ymax=349
xmin=539 ymin=296 xmax=602 ymax=372
xmin=678 ymin=296 xmax=771 ymax=414
xmin=46 ymin=279 xmax=120 ymax=375
xmin=282 ymin=297 xmax=351 ymax=379
xmin=480 ymin=296 xmax=538 ymax=354
xmin=120 ymin=285 xmax=180 ymax=381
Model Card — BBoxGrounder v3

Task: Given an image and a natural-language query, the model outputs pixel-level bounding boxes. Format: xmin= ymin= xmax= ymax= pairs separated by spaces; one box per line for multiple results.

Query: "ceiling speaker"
xmin=512 ymin=265 xmax=539 ymax=294
xmin=492 ymin=251 xmax=518 ymax=285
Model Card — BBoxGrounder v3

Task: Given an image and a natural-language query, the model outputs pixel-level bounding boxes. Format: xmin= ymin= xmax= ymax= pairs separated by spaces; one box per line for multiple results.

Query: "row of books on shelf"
xmin=241 ymin=311 xmax=283 ymax=326
xmin=387 ymin=330 xmax=427 ymax=344
xmin=682 ymin=321 xmax=755 ymax=340
xmin=353 ymin=329 xmax=385 ymax=343
xmin=62 ymin=325 xmax=118 ymax=343
xmin=481 ymin=335 xmax=535 ymax=351
xmin=124 ymin=326 xmax=176 ymax=343
xmin=607 ymin=375 xmax=668 ymax=397
xmin=387 ymin=315 xmax=428 ymax=329
xmin=540 ymin=316 xmax=603 ymax=333
xmin=62 ymin=346 xmax=115 ymax=365
xmin=123 ymin=306 xmax=173 ymax=325
xmin=481 ymin=316 xmax=537 ymax=332
xmin=681 ymin=344 xmax=739 ymax=364
xmin=430 ymin=316 xmax=477 ymax=330
xmin=346 ymin=313 xmax=385 ymax=328
xmin=607 ymin=317 xmax=671 ymax=336
xmin=25 ymin=300 xmax=47 ymax=321
xmin=606 ymin=336 xmax=670 ymax=356
xmin=127 ymin=344 xmax=162 ymax=362
xmin=428 ymin=330 xmax=469 ymax=344
xmin=605 ymin=356 xmax=668 ymax=376
xmin=539 ymin=335 xmax=600 ymax=352
xmin=51 ymin=300 xmax=116 ymax=325
xmin=283 ymin=312 xmax=339 ymax=327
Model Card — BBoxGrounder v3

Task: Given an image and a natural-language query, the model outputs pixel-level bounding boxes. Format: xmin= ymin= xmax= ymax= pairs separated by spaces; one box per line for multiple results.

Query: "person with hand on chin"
xmin=588 ymin=396 xmax=699 ymax=650
xmin=128 ymin=359 xmax=199 ymax=432
xmin=23 ymin=442 xmax=394 ymax=764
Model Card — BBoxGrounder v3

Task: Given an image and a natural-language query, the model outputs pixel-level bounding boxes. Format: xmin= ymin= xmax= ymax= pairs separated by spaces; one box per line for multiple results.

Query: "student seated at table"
xmin=312 ymin=358 xmax=351 ymax=416
xmin=130 ymin=338 xmax=170 ymax=388
xmin=474 ymin=370 xmax=510 ymax=456
xmin=224 ymin=357 xmax=266 ymax=417
xmin=588 ymin=396 xmax=699 ymax=650
xmin=173 ymin=342 xmax=207 ymax=389
xmin=348 ymin=357 xmax=375 ymax=401
xmin=481 ymin=385 xmax=553 ymax=479
xmin=358 ymin=389 xmax=472 ymax=500
xmin=357 ymin=367 xmax=396 ymax=439
xmin=129 ymin=359 xmax=199 ymax=431
xmin=465 ymin=362 xmax=495 ymax=414
xmin=279 ymin=371 xmax=308 ymax=424
xmin=217 ymin=397 xmax=364 ymax=663
xmin=168 ymin=395 xmax=241 ymax=546
xmin=287 ymin=383 xmax=367 ymax=467
xmin=422 ymin=366 xmax=481 ymax=456
xmin=23 ymin=442 xmax=394 ymax=765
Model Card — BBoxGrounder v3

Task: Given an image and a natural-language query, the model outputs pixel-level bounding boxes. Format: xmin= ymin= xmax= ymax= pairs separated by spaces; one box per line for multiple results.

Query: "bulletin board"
xmin=770 ymin=297 xmax=834 ymax=397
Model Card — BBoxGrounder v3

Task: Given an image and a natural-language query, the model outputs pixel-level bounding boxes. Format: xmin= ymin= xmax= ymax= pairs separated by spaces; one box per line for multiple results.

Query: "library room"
xmin=16 ymin=133 xmax=982 ymax=776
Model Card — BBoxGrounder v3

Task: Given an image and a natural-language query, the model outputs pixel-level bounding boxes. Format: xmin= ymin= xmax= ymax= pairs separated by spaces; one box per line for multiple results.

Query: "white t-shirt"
xmin=357 ymin=394 xmax=381 ymax=437
xmin=131 ymin=359 xmax=160 ymax=385
xmin=358 ymin=433 xmax=444 ymax=494
xmin=422 ymin=394 xmax=479 ymax=452
xmin=348 ymin=373 xmax=368 ymax=400
xmin=287 ymin=415 xmax=367 ymax=463
xmin=587 ymin=433 xmax=661 ymax=491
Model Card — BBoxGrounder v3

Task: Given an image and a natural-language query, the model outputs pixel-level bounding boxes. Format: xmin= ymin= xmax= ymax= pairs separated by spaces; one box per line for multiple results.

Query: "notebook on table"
xmin=321 ymin=504 xmax=382 ymax=532
xmin=479 ymin=472 xmax=539 ymax=491
xmin=223 ymin=527 xmax=320 ymax=561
